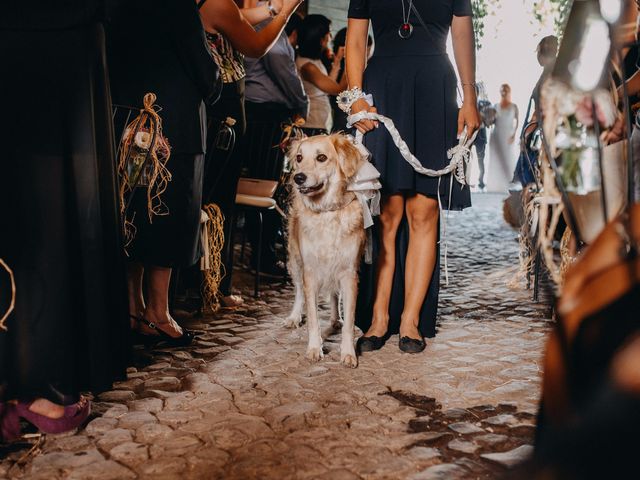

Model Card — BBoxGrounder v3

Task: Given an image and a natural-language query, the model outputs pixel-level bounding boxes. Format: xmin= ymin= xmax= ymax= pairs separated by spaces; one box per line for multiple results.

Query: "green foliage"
xmin=471 ymin=0 xmax=497 ymax=49
xmin=471 ymin=0 xmax=572 ymax=48
xmin=532 ymin=0 xmax=572 ymax=36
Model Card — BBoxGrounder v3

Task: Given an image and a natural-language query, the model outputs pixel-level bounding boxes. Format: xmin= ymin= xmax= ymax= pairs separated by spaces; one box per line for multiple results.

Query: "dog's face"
xmin=288 ymin=134 xmax=361 ymax=201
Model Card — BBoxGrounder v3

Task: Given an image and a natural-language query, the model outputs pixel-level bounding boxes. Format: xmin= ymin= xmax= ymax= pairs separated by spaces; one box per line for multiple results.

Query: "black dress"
xmin=108 ymin=0 xmax=219 ymax=268
xmin=0 ymin=1 xmax=129 ymax=398
xmin=348 ymin=0 xmax=472 ymax=338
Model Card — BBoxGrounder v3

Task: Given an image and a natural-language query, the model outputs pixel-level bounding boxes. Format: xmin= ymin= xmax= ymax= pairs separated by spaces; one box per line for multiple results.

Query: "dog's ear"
xmin=331 ymin=133 xmax=362 ymax=179
xmin=285 ymin=137 xmax=303 ymax=169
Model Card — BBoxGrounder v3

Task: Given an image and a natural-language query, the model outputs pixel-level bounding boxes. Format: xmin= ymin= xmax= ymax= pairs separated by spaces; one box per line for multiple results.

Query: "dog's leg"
xmin=285 ymin=223 xmax=304 ymax=329
xmin=329 ymin=292 xmax=342 ymax=331
xmin=303 ymin=271 xmax=323 ymax=362
xmin=339 ymin=272 xmax=358 ymax=368
xmin=285 ymin=256 xmax=304 ymax=329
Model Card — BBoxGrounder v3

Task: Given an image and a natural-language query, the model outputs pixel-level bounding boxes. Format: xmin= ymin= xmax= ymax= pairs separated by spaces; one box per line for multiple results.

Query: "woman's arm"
xmin=451 ymin=15 xmax=481 ymax=137
xmin=300 ymin=62 xmax=347 ymax=95
xmin=345 ymin=17 xmax=377 ymax=133
xmin=199 ymin=0 xmax=300 ymax=58
xmin=328 ymin=47 xmax=344 ymax=82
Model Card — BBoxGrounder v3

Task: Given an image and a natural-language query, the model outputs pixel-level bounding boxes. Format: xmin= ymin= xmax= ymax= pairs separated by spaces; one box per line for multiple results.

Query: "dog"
xmin=285 ymin=133 xmax=367 ymax=368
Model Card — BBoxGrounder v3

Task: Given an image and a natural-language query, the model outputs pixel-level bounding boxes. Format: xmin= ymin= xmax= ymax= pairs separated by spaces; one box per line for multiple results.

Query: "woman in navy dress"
xmin=345 ymin=0 xmax=480 ymax=353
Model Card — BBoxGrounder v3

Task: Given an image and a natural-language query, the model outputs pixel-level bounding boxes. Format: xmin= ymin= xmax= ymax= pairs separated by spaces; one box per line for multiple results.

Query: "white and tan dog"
xmin=285 ymin=134 xmax=366 ymax=368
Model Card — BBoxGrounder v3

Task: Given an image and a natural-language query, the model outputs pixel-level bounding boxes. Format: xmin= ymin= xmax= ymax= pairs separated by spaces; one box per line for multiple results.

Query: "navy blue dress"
xmin=349 ymin=0 xmax=472 ymax=338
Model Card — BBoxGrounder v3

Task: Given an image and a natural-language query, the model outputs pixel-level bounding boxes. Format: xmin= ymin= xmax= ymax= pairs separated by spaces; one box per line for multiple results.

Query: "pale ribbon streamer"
xmin=344 ymin=140 xmax=383 ymax=263
xmin=0 ymin=258 xmax=16 ymax=331
xmin=347 ymin=109 xmax=478 ymax=284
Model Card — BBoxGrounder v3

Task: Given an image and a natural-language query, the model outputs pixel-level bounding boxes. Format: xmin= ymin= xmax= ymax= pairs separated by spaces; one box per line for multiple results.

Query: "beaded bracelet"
xmin=336 ymin=87 xmax=367 ymax=114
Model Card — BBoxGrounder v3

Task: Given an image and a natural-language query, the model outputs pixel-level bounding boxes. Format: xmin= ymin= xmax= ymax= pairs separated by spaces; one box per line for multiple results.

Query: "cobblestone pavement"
xmin=1 ymin=193 xmax=553 ymax=479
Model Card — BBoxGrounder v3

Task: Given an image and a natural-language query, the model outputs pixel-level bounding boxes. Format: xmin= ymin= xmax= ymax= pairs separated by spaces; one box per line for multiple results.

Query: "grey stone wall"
xmin=308 ymin=0 xmax=349 ymax=35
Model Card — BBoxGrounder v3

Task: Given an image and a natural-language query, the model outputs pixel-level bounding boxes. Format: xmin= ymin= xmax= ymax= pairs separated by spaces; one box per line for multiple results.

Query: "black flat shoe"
xmin=131 ymin=315 xmax=195 ymax=347
xmin=356 ymin=335 xmax=385 ymax=353
xmin=399 ymin=336 xmax=426 ymax=354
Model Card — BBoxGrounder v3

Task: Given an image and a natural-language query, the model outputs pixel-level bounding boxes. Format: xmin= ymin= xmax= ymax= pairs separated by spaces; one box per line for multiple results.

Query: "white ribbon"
xmin=346 ymin=110 xmax=478 ymax=284
xmin=347 ymin=110 xmax=478 ymax=184
xmin=345 ymin=137 xmax=382 ymax=264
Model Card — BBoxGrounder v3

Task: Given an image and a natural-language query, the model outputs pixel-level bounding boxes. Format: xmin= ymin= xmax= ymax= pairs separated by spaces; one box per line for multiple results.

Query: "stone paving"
xmin=0 ymin=193 xmax=553 ymax=479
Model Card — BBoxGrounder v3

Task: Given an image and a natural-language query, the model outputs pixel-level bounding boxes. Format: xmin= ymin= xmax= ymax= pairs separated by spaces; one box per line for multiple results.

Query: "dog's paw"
xmin=306 ymin=346 xmax=324 ymax=362
xmin=284 ymin=315 xmax=302 ymax=329
xmin=341 ymin=353 xmax=358 ymax=368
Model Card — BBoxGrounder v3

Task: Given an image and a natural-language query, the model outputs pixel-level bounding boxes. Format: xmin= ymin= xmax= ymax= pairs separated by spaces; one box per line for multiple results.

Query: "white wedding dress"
xmin=488 ymin=103 xmax=518 ymax=193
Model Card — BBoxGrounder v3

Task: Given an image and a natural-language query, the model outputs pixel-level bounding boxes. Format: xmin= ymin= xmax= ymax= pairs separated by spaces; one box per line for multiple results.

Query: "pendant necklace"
xmin=399 ymin=0 xmax=414 ymax=39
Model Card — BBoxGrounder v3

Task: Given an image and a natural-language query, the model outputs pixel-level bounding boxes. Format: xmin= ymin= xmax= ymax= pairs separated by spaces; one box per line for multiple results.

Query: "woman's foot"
xmin=15 ymin=397 xmax=91 ymax=435
xmin=140 ymin=309 xmax=184 ymax=339
xmin=399 ymin=336 xmax=426 ymax=353
xmin=357 ymin=316 xmax=389 ymax=353
xmin=356 ymin=335 xmax=385 ymax=353
xmin=399 ymin=317 xmax=422 ymax=341
xmin=364 ymin=314 xmax=389 ymax=338
xmin=399 ymin=317 xmax=426 ymax=353
xmin=220 ymin=294 xmax=244 ymax=308
xmin=27 ymin=398 xmax=66 ymax=420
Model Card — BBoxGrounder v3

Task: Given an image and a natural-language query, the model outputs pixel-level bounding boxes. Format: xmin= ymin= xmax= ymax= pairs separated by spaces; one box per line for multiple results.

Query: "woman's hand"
xmin=351 ymin=97 xmax=378 ymax=134
xmin=458 ymin=101 xmax=481 ymax=140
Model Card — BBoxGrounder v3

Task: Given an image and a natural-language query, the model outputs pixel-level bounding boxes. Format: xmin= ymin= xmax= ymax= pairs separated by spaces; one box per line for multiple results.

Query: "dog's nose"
xmin=293 ymin=173 xmax=307 ymax=185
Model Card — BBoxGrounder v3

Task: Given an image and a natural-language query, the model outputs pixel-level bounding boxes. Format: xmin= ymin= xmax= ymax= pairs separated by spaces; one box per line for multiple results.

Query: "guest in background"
xmin=108 ymin=0 xmax=221 ymax=345
xmin=285 ymin=11 xmax=304 ymax=49
xmin=488 ymin=83 xmax=518 ymax=193
xmin=296 ymin=15 xmax=348 ymax=135
xmin=242 ymin=10 xmax=308 ymax=276
xmin=514 ymin=35 xmax=558 ymax=187
xmin=475 ymin=82 xmax=495 ymax=191
xmin=1 ymin=0 xmax=128 ymax=439
xmin=198 ymin=0 xmax=303 ymax=306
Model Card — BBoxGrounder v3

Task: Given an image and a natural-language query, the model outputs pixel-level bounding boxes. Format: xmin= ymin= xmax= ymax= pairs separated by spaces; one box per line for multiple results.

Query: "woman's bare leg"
xmin=401 ymin=194 xmax=439 ymax=340
xmin=127 ymin=262 xmax=145 ymax=328
xmin=365 ymin=194 xmax=405 ymax=337
xmin=142 ymin=266 xmax=184 ymax=338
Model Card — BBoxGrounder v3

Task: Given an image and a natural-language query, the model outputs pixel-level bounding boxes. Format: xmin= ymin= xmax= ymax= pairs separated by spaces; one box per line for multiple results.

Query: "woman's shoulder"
xmin=297 ymin=57 xmax=324 ymax=71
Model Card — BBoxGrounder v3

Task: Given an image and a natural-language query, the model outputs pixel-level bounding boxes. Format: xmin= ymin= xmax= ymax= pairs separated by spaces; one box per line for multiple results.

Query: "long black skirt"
xmin=126 ymin=153 xmax=205 ymax=268
xmin=0 ymin=24 xmax=129 ymax=399
xmin=355 ymin=54 xmax=471 ymax=338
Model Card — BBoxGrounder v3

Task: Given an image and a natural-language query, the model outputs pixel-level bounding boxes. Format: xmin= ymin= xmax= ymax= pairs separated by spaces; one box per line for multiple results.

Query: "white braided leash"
xmin=346 ymin=109 xmax=478 ymax=285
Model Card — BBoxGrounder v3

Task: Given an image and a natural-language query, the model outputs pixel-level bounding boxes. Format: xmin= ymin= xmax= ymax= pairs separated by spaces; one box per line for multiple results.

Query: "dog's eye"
xmin=316 ymin=154 xmax=327 ymax=163
xmin=296 ymin=154 xmax=303 ymax=163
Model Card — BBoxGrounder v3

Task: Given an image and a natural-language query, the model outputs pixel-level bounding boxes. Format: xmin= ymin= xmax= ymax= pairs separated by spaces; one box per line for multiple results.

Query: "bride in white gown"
xmin=488 ymin=84 xmax=519 ymax=193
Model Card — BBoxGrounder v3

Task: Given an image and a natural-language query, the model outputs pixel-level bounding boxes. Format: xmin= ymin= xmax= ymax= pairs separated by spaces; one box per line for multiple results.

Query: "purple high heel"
xmin=14 ymin=398 xmax=91 ymax=435
xmin=0 ymin=403 xmax=21 ymax=442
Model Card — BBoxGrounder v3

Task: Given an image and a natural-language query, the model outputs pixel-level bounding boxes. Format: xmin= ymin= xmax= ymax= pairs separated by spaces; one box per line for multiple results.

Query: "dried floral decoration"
xmin=117 ymin=93 xmax=172 ymax=247
xmin=201 ymin=204 xmax=226 ymax=313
